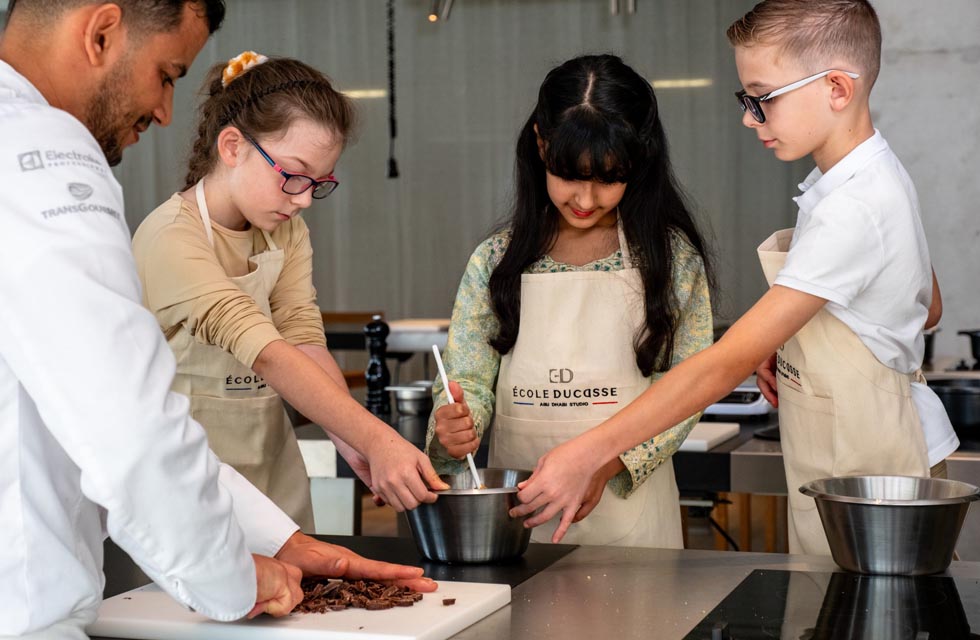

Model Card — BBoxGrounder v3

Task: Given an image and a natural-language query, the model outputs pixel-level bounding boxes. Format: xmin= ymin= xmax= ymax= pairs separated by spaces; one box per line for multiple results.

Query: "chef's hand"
xmin=434 ymin=382 xmax=480 ymax=459
xmin=756 ymin=353 xmax=779 ymax=408
xmin=248 ymin=554 xmax=303 ymax=619
xmin=509 ymin=437 xmax=603 ymax=543
xmin=572 ymin=457 xmax=625 ymax=523
xmin=275 ymin=531 xmax=438 ymax=593
xmin=363 ymin=429 xmax=449 ymax=512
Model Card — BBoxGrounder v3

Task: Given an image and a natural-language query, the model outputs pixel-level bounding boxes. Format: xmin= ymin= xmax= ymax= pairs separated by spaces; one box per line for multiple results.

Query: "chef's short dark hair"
xmin=8 ymin=0 xmax=225 ymax=35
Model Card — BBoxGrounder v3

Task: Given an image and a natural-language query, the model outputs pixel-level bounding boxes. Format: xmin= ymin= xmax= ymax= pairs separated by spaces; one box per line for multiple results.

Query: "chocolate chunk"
xmin=295 ymin=578 xmax=423 ymax=614
xmin=442 ymin=598 xmax=456 ymax=606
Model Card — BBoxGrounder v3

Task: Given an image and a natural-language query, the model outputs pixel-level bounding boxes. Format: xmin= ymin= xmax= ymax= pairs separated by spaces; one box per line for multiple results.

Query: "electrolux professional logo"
xmin=18 ymin=150 xmax=43 ymax=172
xmin=68 ymin=183 xmax=94 ymax=201
xmin=43 ymin=149 xmax=107 ymax=176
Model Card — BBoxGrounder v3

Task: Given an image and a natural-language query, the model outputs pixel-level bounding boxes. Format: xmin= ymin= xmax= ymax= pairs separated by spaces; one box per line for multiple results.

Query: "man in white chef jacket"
xmin=0 ymin=2 xmax=435 ymax=638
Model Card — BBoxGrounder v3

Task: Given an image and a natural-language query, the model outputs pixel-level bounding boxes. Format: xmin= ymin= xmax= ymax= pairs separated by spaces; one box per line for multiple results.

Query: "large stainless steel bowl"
xmin=406 ymin=468 xmax=532 ymax=564
xmin=800 ymin=475 xmax=980 ymax=575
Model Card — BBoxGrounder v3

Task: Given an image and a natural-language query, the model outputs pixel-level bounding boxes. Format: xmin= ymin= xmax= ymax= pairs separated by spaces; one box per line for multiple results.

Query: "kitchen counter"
xmin=298 ymin=410 xmax=980 ymax=557
xmin=718 ymin=414 xmax=980 ymax=560
xmin=97 ymin=535 xmax=980 ymax=640
xmin=455 ymin=545 xmax=980 ymax=639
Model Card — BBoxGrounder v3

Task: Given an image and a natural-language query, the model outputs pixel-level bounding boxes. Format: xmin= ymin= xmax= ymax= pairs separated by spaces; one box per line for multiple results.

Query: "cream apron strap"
xmin=194 ymin=179 xmax=216 ymax=248
xmin=616 ymin=215 xmax=633 ymax=269
xmin=260 ymin=229 xmax=278 ymax=252
xmin=195 ymin=179 xmax=278 ymax=252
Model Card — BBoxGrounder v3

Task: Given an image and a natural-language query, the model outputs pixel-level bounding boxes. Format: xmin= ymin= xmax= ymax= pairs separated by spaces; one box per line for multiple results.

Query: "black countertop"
xmin=313 ymin=535 xmax=576 ymax=588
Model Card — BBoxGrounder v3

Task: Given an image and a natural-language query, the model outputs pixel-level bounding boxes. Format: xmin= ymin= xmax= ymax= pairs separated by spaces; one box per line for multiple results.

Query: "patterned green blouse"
xmin=424 ymin=230 xmax=713 ymax=498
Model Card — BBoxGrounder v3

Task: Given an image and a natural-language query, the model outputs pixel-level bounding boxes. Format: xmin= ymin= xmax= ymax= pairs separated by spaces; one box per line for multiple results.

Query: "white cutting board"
xmin=88 ymin=581 xmax=510 ymax=640
xmin=678 ymin=422 xmax=740 ymax=452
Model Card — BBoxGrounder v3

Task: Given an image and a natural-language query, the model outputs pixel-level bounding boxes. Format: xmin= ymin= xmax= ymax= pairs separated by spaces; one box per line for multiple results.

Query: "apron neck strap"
xmin=260 ymin=229 xmax=278 ymax=251
xmin=616 ymin=215 xmax=634 ymax=269
xmin=194 ymin=178 xmax=279 ymax=252
xmin=194 ymin=179 xmax=216 ymax=248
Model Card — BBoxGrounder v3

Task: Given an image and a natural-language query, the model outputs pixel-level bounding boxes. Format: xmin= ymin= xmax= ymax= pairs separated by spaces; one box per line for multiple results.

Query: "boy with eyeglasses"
xmin=507 ymin=0 xmax=960 ymax=555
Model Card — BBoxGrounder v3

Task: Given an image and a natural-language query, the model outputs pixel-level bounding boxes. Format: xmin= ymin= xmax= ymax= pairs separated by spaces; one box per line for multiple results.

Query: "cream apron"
xmin=758 ymin=229 xmax=929 ymax=555
xmin=490 ymin=223 xmax=684 ymax=548
xmin=167 ymin=180 xmax=314 ymax=530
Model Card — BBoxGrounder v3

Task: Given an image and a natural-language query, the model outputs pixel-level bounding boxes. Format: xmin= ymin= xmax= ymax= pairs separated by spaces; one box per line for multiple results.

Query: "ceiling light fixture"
xmin=428 ymin=0 xmax=454 ymax=23
xmin=343 ymin=89 xmax=387 ymax=99
xmin=650 ymin=78 xmax=714 ymax=89
xmin=439 ymin=0 xmax=455 ymax=20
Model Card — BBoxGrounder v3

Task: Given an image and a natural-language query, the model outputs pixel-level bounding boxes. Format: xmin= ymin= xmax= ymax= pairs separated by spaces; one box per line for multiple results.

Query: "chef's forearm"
xmin=253 ymin=340 xmax=390 ymax=455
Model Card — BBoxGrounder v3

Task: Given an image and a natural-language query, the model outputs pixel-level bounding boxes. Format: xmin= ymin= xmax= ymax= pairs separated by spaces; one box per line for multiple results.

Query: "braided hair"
xmin=183 ymin=56 xmax=356 ymax=190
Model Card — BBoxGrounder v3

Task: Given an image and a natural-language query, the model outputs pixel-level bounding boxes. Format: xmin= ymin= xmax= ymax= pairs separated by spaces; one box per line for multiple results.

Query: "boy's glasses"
xmin=244 ymin=133 xmax=339 ymax=199
xmin=735 ymin=69 xmax=860 ymax=124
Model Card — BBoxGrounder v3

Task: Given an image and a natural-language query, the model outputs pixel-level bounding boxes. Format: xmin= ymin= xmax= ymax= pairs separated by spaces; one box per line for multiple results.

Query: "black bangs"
xmin=542 ymin=107 xmax=639 ymax=184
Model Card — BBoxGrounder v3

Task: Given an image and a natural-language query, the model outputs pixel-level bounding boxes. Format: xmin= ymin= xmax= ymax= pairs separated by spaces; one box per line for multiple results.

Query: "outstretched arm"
xmin=294 ymin=344 xmax=383 ymax=501
xmin=511 ymin=285 xmax=827 ymax=542
xmin=254 ymin=341 xmax=448 ymax=511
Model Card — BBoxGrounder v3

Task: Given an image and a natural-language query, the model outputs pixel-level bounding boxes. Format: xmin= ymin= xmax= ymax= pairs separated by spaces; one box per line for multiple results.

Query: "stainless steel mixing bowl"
xmin=385 ymin=380 xmax=433 ymax=416
xmin=406 ymin=468 xmax=532 ymax=564
xmin=800 ymin=475 xmax=980 ymax=575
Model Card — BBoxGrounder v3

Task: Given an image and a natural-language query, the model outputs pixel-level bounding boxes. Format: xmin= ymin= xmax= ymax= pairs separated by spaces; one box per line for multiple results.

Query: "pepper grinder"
xmin=364 ymin=315 xmax=391 ymax=416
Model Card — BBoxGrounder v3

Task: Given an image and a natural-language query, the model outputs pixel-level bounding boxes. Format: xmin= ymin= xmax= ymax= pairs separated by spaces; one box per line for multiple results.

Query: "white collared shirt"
xmin=0 ymin=60 xmax=297 ymax=637
xmin=775 ymin=130 xmax=958 ymax=464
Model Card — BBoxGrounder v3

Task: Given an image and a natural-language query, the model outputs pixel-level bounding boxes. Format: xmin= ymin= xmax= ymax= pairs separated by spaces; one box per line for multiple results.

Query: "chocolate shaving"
xmin=296 ymin=578 xmax=424 ymax=614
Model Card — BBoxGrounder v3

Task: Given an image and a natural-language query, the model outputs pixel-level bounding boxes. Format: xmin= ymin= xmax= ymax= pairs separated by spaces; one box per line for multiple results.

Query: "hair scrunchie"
xmin=222 ymin=51 xmax=268 ymax=88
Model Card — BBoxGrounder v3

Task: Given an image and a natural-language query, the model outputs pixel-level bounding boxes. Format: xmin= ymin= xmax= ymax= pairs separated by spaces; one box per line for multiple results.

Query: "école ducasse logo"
xmin=511 ymin=368 xmax=620 ymax=408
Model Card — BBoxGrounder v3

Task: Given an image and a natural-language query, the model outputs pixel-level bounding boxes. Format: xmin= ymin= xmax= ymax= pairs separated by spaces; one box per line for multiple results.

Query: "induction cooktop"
xmin=684 ymin=569 xmax=980 ymax=639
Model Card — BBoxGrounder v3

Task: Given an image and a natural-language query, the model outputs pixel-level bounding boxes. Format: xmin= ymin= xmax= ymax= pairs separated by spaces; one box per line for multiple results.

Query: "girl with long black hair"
xmin=425 ymin=54 xmax=714 ymax=547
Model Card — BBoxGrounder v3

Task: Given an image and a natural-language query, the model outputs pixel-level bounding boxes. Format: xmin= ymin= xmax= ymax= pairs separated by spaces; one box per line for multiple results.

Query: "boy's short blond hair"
xmin=727 ymin=0 xmax=881 ymax=88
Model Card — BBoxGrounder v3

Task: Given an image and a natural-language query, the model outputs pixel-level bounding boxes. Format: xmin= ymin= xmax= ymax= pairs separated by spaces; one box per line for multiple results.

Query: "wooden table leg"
xmin=713 ymin=493 xmax=730 ymax=551
xmin=736 ymin=493 xmax=751 ymax=552
xmin=680 ymin=505 xmax=689 ymax=549
xmin=764 ymin=495 xmax=777 ymax=553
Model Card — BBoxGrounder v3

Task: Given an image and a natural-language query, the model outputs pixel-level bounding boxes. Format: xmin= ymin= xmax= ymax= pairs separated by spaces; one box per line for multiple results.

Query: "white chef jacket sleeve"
xmin=775 ymin=194 xmax=884 ymax=307
xmin=0 ymin=107 xmax=256 ymax=621
xmin=218 ymin=462 xmax=299 ymax=556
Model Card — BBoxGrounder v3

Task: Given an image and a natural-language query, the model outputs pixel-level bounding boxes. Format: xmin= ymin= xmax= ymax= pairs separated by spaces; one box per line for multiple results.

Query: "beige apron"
xmin=758 ymin=229 xmax=929 ymax=555
xmin=167 ymin=180 xmax=314 ymax=530
xmin=490 ymin=223 xmax=684 ymax=548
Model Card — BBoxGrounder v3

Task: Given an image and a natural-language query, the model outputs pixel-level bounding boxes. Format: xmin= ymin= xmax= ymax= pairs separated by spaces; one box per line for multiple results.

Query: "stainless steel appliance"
xmin=685 ymin=569 xmax=980 ymax=639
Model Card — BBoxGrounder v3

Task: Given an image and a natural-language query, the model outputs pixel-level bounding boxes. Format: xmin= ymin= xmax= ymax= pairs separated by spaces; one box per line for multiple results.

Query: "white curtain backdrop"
xmin=111 ymin=0 xmax=807 ymax=325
